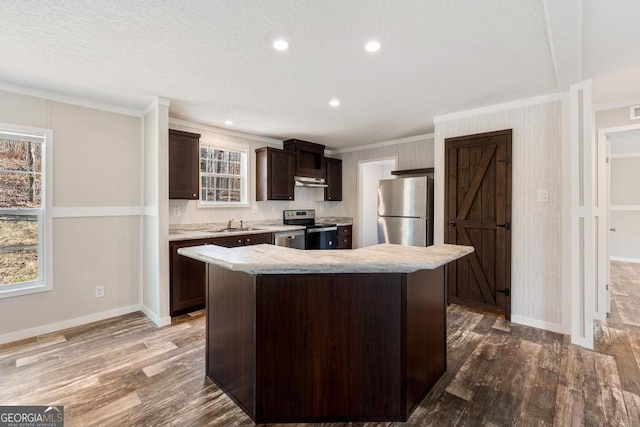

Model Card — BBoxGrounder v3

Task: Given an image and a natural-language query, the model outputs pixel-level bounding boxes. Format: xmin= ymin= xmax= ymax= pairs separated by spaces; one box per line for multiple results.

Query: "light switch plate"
xmin=537 ymin=189 xmax=549 ymax=203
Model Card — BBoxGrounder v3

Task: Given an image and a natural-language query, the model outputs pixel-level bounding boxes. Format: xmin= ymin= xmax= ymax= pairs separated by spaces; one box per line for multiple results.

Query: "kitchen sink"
xmin=209 ymin=227 xmax=263 ymax=233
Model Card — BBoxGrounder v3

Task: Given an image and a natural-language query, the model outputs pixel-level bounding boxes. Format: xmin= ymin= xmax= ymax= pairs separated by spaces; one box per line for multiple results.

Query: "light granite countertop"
xmin=178 ymin=243 xmax=473 ymax=274
xmin=169 ymin=217 xmax=353 ymax=241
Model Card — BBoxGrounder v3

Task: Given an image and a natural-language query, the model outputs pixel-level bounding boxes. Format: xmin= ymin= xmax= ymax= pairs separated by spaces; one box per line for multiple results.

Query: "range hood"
xmin=294 ymin=176 xmax=328 ymax=187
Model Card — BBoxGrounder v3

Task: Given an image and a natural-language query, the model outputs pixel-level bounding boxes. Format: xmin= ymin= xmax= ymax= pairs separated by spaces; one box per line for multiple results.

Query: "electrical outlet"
xmin=537 ymin=189 xmax=549 ymax=203
xmin=172 ymin=205 xmax=182 ymax=216
xmin=95 ymin=285 xmax=105 ymax=298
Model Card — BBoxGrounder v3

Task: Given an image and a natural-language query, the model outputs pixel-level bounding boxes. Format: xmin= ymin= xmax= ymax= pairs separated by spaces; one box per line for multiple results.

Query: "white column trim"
xmin=140 ymin=304 xmax=172 ymax=327
xmin=570 ymin=80 xmax=595 ymax=349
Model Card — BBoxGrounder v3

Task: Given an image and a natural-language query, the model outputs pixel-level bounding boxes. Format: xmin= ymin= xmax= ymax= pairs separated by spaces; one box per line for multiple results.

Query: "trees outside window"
xmin=199 ymin=144 xmax=248 ymax=205
xmin=0 ymin=125 xmax=51 ymax=297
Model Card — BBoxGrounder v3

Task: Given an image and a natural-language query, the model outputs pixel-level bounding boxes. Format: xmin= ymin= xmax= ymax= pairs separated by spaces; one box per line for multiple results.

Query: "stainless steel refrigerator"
xmin=377 ymin=176 xmax=434 ymax=246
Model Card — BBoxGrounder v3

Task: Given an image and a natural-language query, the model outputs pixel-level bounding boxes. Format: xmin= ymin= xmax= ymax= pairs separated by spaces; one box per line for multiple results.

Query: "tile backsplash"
xmin=169 ymin=186 xmax=347 ymax=225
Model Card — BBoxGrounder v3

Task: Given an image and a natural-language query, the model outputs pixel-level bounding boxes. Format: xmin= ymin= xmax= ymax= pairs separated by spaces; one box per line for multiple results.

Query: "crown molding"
xmin=0 ymin=80 xmax=144 ymax=117
xmin=326 ymin=133 xmax=435 ymax=155
xmin=169 ymin=117 xmax=282 ymax=146
xmin=433 ymin=93 xmax=566 ymax=123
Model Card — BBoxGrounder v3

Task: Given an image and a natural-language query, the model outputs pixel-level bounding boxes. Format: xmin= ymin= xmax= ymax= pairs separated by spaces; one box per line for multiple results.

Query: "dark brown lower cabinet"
xmin=170 ymin=232 xmax=273 ymax=316
xmin=170 ymin=238 xmax=209 ymax=316
xmin=205 ymin=265 xmax=446 ymax=423
xmin=337 ymin=225 xmax=352 ymax=249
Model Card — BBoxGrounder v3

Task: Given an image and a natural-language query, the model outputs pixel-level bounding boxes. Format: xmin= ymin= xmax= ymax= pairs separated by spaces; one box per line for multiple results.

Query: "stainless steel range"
xmin=283 ymin=210 xmax=338 ymax=250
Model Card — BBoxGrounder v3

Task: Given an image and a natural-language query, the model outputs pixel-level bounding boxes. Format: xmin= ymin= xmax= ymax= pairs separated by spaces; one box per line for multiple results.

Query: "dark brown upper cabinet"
xmin=283 ymin=139 xmax=326 ymax=179
xmin=256 ymin=147 xmax=295 ymax=201
xmin=324 ymin=157 xmax=342 ymax=201
xmin=169 ymin=129 xmax=200 ymax=199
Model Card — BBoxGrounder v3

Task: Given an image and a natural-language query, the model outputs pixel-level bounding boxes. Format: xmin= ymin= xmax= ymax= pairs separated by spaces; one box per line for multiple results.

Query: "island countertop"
xmin=178 ymin=242 xmax=473 ymax=274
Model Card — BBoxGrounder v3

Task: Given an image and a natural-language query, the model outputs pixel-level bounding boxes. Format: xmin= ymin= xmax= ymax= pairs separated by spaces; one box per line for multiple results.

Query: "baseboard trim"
xmin=611 ymin=256 xmax=640 ymax=264
xmin=511 ymin=314 xmax=570 ymax=335
xmin=140 ymin=304 xmax=172 ymax=327
xmin=0 ymin=304 xmax=141 ymax=345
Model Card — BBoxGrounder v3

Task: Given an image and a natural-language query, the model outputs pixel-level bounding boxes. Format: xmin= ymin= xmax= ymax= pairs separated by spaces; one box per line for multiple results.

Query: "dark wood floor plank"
xmin=594 ymin=352 xmax=630 ymax=425
xmin=553 ymin=385 xmax=584 ymax=427
xmin=623 ymin=391 xmax=640 ymax=426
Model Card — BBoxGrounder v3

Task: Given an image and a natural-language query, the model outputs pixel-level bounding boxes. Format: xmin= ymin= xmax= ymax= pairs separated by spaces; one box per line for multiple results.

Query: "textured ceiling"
xmin=0 ymin=0 xmax=639 ymax=149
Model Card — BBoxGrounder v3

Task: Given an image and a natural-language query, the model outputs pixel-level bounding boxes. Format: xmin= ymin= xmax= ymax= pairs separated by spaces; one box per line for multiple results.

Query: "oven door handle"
xmin=307 ymin=227 xmax=338 ymax=233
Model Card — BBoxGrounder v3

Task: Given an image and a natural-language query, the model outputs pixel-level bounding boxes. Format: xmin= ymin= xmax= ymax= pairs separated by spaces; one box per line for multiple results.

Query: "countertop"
xmin=169 ymin=217 xmax=353 ymax=241
xmin=178 ymin=243 xmax=473 ymax=274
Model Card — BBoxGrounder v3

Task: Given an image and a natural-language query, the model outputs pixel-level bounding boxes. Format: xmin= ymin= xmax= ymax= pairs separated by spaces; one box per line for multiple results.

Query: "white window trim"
xmin=0 ymin=122 xmax=53 ymax=299
xmin=196 ymin=139 xmax=250 ymax=208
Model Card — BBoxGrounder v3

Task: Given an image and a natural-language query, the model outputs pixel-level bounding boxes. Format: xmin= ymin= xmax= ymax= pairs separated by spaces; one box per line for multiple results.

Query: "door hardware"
xmin=497 ymin=222 xmax=511 ymax=231
xmin=496 ymin=156 xmax=511 ymax=165
xmin=496 ymin=289 xmax=510 ymax=297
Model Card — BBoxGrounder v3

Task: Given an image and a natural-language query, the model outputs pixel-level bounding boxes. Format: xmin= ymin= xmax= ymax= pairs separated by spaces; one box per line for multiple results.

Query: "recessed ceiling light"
xmin=273 ymin=39 xmax=289 ymax=51
xmin=224 ymin=120 xmax=233 ymax=126
xmin=365 ymin=40 xmax=381 ymax=53
xmin=329 ymin=99 xmax=340 ymax=107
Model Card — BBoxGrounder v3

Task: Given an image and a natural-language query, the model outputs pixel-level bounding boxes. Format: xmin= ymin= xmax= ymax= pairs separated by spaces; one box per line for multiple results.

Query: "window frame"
xmin=197 ymin=139 xmax=250 ymax=208
xmin=0 ymin=123 xmax=53 ymax=299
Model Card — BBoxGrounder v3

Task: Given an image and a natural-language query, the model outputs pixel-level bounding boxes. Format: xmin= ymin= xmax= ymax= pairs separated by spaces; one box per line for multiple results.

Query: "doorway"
xmin=596 ymin=126 xmax=640 ymax=320
xmin=358 ymin=158 xmax=397 ymax=248
xmin=608 ymin=130 xmax=640 ymax=263
xmin=444 ymin=129 xmax=512 ymax=319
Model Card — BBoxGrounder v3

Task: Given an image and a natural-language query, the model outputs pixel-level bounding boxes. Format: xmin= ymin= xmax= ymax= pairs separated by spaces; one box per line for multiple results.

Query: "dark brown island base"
xmin=178 ymin=243 xmax=473 ymax=424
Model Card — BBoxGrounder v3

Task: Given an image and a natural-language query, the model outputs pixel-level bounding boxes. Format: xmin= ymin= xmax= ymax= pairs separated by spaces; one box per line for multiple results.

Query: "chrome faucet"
xmin=240 ymin=220 xmax=244 ymax=229
xmin=227 ymin=219 xmax=233 ymax=229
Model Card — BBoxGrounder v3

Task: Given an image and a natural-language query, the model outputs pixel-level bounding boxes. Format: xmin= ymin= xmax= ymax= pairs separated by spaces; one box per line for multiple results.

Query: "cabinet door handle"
xmin=238 ymin=239 xmax=243 ymax=244
xmin=193 ymin=193 xmax=197 ymax=197
xmin=246 ymin=238 xmax=251 ymax=243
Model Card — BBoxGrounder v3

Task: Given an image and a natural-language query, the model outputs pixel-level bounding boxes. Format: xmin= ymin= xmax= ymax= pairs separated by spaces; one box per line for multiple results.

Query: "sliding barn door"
xmin=445 ymin=129 xmax=512 ymax=319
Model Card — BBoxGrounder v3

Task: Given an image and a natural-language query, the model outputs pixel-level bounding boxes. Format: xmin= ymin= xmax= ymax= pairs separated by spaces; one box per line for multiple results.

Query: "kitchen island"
xmin=178 ymin=243 xmax=473 ymax=424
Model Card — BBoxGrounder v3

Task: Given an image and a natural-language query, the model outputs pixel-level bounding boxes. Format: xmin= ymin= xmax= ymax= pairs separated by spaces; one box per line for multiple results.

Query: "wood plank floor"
xmin=1 ymin=262 xmax=639 ymax=426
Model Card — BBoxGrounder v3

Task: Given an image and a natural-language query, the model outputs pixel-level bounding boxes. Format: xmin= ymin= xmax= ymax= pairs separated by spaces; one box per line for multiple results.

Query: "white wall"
xmin=434 ymin=98 xmax=569 ymax=334
xmin=330 ymin=136 xmax=434 ymax=247
xmin=360 ymin=160 xmax=396 ymax=247
xmin=609 ymin=131 xmax=640 ymax=262
xmin=0 ymin=90 xmax=142 ymax=342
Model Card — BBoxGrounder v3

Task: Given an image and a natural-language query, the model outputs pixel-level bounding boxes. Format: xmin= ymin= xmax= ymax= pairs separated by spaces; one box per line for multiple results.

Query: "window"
xmin=0 ymin=124 xmax=52 ymax=298
xmin=199 ymin=143 xmax=248 ymax=206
